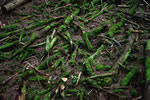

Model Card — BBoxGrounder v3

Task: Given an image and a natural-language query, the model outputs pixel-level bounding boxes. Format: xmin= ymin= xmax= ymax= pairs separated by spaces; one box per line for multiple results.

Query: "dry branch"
xmin=2 ymin=0 xmax=30 ymax=12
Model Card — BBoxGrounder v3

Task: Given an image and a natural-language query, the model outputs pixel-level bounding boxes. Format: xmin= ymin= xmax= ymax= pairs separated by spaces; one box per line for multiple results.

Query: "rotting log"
xmin=2 ymin=0 xmax=30 ymax=12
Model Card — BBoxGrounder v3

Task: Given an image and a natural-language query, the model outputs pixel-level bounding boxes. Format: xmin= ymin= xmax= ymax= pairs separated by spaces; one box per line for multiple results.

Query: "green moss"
xmin=129 ymin=0 xmax=140 ymax=14
xmin=84 ymin=78 xmax=99 ymax=88
xmin=108 ymin=21 xmax=123 ymax=37
xmin=19 ymin=31 xmax=25 ymax=44
xmin=145 ymin=57 xmax=150 ymax=81
xmin=112 ymin=88 xmax=123 ymax=93
xmin=101 ymin=77 xmax=113 ymax=86
xmin=73 ymin=76 xmax=78 ymax=84
xmin=66 ymin=89 xmax=79 ymax=93
xmin=61 ymin=63 xmax=66 ymax=72
xmin=0 ymin=29 xmax=22 ymax=39
xmin=0 ymin=42 xmax=16 ymax=51
xmin=83 ymin=32 xmax=93 ymax=51
xmin=96 ymin=64 xmax=111 ymax=71
xmin=90 ymin=3 xmax=108 ymax=20
xmin=4 ymin=23 xmax=19 ymax=32
xmin=30 ymin=32 xmax=37 ymax=42
xmin=73 ymin=8 xmax=80 ymax=16
xmin=45 ymin=22 xmax=58 ymax=31
xmin=12 ymin=33 xmax=37 ymax=57
xmin=65 ymin=15 xmax=73 ymax=24
xmin=89 ymin=45 xmax=105 ymax=59
xmin=122 ymin=48 xmax=131 ymax=63
xmin=120 ymin=66 xmax=137 ymax=86
xmin=87 ymin=26 xmax=104 ymax=39
xmin=146 ymin=40 xmax=150 ymax=50
xmin=92 ymin=0 xmax=101 ymax=5
xmin=37 ymin=54 xmax=58 ymax=70
xmin=52 ymin=58 xmax=64 ymax=70
xmin=59 ymin=25 xmax=67 ymax=32
xmin=25 ymin=17 xmax=60 ymax=30
xmin=29 ymin=75 xmax=47 ymax=81
xmin=34 ymin=95 xmax=40 ymax=100
xmin=71 ymin=50 xmax=76 ymax=66
xmin=130 ymin=89 xmax=139 ymax=96
xmin=78 ymin=48 xmax=90 ymax=56
xmin=88 ymin=58 xmax=97 ymax=66
xmin=85 ymin=59 xmax=94 ymax=76
xmin=62 ymin=0 xmax=71 ymax=3
xmin=80 ymin=87 xmax=86 ymax=100
xmin=17 ymin=48 xmax=35 ymax=62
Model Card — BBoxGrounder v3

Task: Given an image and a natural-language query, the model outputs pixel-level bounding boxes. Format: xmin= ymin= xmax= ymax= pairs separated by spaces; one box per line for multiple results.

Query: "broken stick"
xmin=2 ymin=0 xmax=30 ymax=12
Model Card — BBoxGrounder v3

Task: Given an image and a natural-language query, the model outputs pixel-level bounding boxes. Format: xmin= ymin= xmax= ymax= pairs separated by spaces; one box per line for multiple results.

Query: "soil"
xmin=0 ymin=0 xmax=150 ymax=100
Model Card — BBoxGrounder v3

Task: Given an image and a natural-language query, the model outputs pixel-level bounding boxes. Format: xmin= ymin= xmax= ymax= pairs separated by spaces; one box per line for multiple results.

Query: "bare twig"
xmin=143 ymin=0 xmax=150 ymax=6
xmin=75 ymin=72 xmax=82 ymax=86
xmin=97 ymin=35 xmax=121 ymax=47
xmin=24 ymin=61 xmax=48 ymax=76
xmin=99 ymin=86 xmax=127 ymax=98
xmin=2 ymin=72 xmax=20 ymax=85
xmin=87 ymin=72 xmax=114 ymax=79
xmin=49 ymin=4 xmax=72 ymax=13
xmin=0 ymin=36 xmax=9 ymax=42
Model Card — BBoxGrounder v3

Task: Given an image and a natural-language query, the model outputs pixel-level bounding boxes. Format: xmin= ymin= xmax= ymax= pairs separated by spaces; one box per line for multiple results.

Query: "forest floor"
xmin=0 ymin=0 xmax=150 ymax=100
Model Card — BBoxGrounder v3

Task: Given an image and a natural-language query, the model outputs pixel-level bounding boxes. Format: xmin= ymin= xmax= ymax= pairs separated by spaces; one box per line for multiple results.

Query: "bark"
xmin=2 ymin=0 xmax=30 ymax=12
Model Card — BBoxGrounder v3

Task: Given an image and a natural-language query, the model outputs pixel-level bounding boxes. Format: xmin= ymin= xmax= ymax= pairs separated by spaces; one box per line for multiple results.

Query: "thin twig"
xmin=87 ymin=72 xmax=114 ymax=79
xmin=2 ymin=72 xmax=20 ymax=85
xmin=143 ymin=0 xmax=150 ymax=6
xmin=97 ymin=35 xmax=122 ymax=47
xmin=49 ymin=4 xmax=72 ymax=13
xmin=24 ymin=61 xmax=48 ymax=76
xmin=0 ymin=36 xmax=9 ymax=42
xmin=75 ymin=72 xmax=82 ymax=86
xmin=98 ymin=86 xmax=128 ymax=98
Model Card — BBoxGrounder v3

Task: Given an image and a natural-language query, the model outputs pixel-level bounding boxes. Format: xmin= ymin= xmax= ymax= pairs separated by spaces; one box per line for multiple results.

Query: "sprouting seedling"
xmin=66 ymin=31 xmax=73 ymax=45
xmin=46 ymin=36 xmax=57 ymax=53
xmin=46 ymin=35 xmax=50 ymax=53
xmin=45 ymin=29 xmax=57 ymax=53
xmin=51 ymin=29 xmax=56 ymax=40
